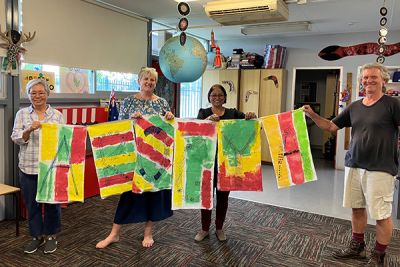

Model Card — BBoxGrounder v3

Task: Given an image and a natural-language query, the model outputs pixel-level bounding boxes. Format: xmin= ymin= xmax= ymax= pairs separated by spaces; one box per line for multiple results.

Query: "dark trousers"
xmin=19 ymin=170 xmax=61 ymax=237
xmin=201 ymin=190 xmax=230 ymax=231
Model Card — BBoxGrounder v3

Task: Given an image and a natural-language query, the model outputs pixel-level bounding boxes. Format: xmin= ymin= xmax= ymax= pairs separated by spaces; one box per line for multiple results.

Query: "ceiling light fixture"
xmin=241 ymin=21 xmax=311 ymax=35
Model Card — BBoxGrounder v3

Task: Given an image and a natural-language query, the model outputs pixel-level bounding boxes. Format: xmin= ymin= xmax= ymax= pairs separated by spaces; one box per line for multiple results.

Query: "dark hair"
xmin=207 ymin=84 xmax=227 ymax=103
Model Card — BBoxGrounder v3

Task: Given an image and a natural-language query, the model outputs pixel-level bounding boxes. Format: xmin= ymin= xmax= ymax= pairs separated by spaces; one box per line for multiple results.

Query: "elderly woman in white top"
xmin=11 ymin=79 xmax=64 ymax=254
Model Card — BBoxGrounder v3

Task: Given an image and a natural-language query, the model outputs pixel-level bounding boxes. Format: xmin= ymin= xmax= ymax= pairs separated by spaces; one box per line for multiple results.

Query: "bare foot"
xmin=142 ymin=235 xmax=154 ymax=248
xmin=95 ymin=235 xmax=119 ymax=249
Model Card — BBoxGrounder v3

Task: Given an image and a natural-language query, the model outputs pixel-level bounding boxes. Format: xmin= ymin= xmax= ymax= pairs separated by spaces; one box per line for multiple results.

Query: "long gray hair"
xmin=359 ymin=63 xmax=390 ymax=92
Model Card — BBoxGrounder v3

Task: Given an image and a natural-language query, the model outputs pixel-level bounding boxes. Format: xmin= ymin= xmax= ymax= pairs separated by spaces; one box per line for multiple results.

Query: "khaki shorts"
xmin=343 ymin=167 xmax=396 ymax=220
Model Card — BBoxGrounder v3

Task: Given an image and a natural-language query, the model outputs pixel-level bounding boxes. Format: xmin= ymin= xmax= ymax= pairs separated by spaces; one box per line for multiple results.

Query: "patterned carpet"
xmin=0 ymin=196 xmax=400 ymax=267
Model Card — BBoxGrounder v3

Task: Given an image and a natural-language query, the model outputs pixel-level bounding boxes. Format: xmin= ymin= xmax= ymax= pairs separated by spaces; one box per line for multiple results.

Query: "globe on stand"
xmin=159 ymin=35 xmax=207 ymax=83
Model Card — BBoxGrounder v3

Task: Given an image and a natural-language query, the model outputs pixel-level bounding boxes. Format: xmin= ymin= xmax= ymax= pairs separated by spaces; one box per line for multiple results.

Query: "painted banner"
xmin=133 ymin=115 xmax=174 ymax=193
xmin=87 ymin=120 xmax=136 ymax=198
xmin=20 ymin=70 xmax=55 ymax=95
xmin=217 ymin=120 xmax=263 ymax=191
xmin=172 ymin=119 xmax=217 ymax=210
xmin=36 ymin=123 xmax=87 ymax=203
xmin=261 ymin=109 xmax=317 ymax=188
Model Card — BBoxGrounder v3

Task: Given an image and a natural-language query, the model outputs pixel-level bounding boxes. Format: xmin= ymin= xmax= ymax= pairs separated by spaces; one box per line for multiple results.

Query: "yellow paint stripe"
xmin=68 ymin=163 xmax=84 ymax=202
xmin=41 ymin=123 xmax=58 ymax=161
xmin=135 ymin=124 xmax=170 ymax=156
xmin=261 ymin=116 xmax=291 ymax=188
xmin=95 ymin=152 xmax=136 ymax=169
xmin=133 ymin=174 xmax=155 ymax=192
xmin=87 ymin=120 xmax=132 ymax=138
xmin=172 ymin=129 xmax=184 ymax=208
xmin=100 ymin=182 xmax=132 ymax=199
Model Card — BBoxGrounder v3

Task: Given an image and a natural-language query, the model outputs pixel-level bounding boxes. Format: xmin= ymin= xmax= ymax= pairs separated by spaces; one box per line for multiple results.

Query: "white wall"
xmin=0 ymin=107 xmax=5 ymax=220
xmin=219 ymin=30 xmax=400 ymax=169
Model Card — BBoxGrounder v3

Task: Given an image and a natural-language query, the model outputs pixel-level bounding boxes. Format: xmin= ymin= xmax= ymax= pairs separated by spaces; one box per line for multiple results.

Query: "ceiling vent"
xmin=204 ymin=0 xmax=289 ymax=26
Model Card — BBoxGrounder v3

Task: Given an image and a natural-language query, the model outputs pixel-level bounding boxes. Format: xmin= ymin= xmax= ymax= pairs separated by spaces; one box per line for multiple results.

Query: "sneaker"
xmin=215 ymin=230 xmax=227 ymax=242
xmin=365 ymin=250 xmax=385 ymax=267
xmin=332 ymin=239 xmax=366 ymax=259
xmin=43 ymin=236 xmax=58 ymax=254
xmin=194 ymin=231 xmax=209 ymax=242
xmin=24 ymin=237 xmax=45 ymax=254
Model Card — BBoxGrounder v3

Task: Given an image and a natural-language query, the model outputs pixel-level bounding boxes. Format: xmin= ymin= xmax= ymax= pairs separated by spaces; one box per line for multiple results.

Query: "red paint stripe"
xmin=218 ymin=162 xmax=262 ymax=191
xmin=278 ymin=111 xmax=305 ymax=184
xmin=98 ymin=172 xmax=134 ymax=188
xmin=70 ymin=127 xmax=87 ymax=164
xmin=67 ymin=109 xmax=73 ymax=124
xmin=132 ymin=177 xmax=142 ymax=193
xmin=136 ymin=118 xmax=173 ymax=146
xmin=54 ymin=165 xmax=69 ymax=202
xmin=76 ymin=108 xmax=83 ymax=125
xmin=92 ymin=131 xmax=134 ymax=148
xmin=136 ymin=137 xmax=171 ymax=168
xmin=201 ymin=169 xmax=212 ymax=209
xmin=177 ymin=121 xmax=215 ymax=137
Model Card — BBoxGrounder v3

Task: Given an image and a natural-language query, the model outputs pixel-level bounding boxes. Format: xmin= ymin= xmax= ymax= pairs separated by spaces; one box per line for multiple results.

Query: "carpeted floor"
xmin=0 ymin=196 xmax=399 ymax=267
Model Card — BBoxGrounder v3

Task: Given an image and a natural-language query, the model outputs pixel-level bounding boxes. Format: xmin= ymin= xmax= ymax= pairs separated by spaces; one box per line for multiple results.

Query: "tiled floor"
xmin=231 ymin=150 xmax=400 ymax=229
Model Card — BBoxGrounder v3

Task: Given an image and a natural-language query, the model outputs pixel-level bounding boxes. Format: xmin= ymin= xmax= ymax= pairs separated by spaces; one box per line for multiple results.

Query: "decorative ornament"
xmin=0 ymin=25 xmax=36 ymax=76
xmin=177 ymin=2 xmax=190 ymax=46
xmin=376 ymin=1 xmax=387 ymax=63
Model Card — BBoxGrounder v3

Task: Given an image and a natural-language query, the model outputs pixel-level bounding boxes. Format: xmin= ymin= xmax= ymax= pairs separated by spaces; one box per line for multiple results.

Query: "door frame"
xmin=291 ymin=66 xmax=343 ymax=168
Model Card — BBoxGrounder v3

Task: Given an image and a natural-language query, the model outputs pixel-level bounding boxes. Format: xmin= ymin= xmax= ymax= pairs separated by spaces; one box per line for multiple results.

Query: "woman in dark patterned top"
xmin=194 ymin=84 xmax=256 ymax=242
xmin=96 ymin=67 xmax=174 ymax=249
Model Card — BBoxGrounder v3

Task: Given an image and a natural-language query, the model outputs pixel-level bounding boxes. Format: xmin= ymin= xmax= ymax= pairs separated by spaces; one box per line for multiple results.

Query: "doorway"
xmin=292 ymin=67 xmax=342 ymax=165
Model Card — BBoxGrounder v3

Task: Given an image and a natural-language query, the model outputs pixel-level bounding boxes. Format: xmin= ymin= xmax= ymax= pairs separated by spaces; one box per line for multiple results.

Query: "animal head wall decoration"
xmin=0 ymin=25 xmax=36 ymax=76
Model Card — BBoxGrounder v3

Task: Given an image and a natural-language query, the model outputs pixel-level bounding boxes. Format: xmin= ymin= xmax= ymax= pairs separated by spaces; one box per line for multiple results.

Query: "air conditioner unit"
xmin=204 ymin=0 xmax=289 ymax=26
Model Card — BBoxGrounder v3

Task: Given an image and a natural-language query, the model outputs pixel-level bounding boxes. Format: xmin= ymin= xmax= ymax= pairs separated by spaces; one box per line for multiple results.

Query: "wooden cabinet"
xmin=239 ymin=69 xmax=287 ymax=162
xmin=201 ymin=69 xmax=240 ymax=109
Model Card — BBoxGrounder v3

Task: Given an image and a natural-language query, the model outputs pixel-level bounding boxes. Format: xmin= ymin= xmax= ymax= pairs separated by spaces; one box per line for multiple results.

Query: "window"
xmin=96 ymin=71 xmax=139 ymax=92
xmin=20 ymin=63 xmax=139 ymax=96
xmin=179 ymin=77 xmax=202 ymax=118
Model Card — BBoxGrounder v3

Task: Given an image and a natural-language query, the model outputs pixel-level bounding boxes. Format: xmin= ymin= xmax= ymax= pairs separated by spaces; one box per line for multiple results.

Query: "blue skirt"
xmin=114 ymin=190 xmax=173 ymax=224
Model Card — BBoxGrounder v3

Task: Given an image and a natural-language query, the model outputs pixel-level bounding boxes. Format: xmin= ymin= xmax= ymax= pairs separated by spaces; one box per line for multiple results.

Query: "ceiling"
xmin=95 ymin=0 xmax=400 ymax=41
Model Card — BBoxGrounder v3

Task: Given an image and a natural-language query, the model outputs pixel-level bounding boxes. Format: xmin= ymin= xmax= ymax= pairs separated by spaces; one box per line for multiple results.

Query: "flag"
xmin=108 ymin=89 xmax=119 ymax=121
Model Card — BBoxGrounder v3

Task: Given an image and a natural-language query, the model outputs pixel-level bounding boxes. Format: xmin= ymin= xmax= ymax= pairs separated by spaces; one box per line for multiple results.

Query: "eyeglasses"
xmin=210 ymin=94 xmax=224 ymax=98
xmin=30 ymin=92 xmax=47 ymax=97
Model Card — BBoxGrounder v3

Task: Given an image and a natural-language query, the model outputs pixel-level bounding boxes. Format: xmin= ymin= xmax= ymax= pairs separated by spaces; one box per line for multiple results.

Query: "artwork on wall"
xmin=172 ymin=119 xmax=217 ymax=210
xmin=87 ymin=120 xmax=136 ymax=198
xmin=59 ymin=67 xmax=89 ymax=94
xmin=217 ymin=120 xmax=263 ymax=191
xmin=133 ymin=115 xmax=175 ymax=193
xmin=20 ymin=70 xmax=55 ymax=95
xmin=261 ymin=109 xmax=317 ymax=188
xmin=36 ymin=123 xmax=87 ymax=203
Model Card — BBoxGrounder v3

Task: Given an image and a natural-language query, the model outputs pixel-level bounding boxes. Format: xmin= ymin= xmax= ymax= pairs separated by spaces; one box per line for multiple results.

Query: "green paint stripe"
xmin=148 ymin=115 xmax=174 ymax=137
xmin=185 ymin=136 xmax=215 ymax=204
xmin=38 ymin=162 xmax=54 ymax=201
xmin=97 ymin=162 xmax=136 ymax=178
xmin=57 ymin=126 xmax=73 ymax=163
xmin=136 ymin=156 xmax=171 ymax=188
xmin=293 ymin=109 xmax=315 ymax=182
xmin=93 ymin=143 xmax=135 ymax=159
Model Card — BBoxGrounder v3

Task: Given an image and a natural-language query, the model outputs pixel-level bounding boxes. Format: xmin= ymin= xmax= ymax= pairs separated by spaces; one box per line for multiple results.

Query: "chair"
xmin=0 ymin=184 xmax=21 ymax=236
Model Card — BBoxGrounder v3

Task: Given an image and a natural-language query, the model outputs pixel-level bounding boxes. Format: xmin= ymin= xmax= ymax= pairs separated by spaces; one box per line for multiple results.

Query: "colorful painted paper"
xmin=172 ymin=119 xmax=217 ymax=210
xmin=133 ymin=115 xmax=174 ymax=193
xmin=59 ymin=67 xmax=89 ymax=94
xmin=20 ymin=70 xmax=55 ymax=95
xmin=217 ymin=120 xmax=263 ymax=191
xmin=36 ymin=123 xmax=87 ymax=203
xmin=261 ymin=109 xmax=317 ymax=188
xmin=87 ymin=120 xmax=136 ymax=198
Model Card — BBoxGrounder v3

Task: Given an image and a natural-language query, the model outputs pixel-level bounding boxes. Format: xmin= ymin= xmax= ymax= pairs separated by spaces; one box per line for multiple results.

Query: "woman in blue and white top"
xmin=11 ymin=79 xmax=64 ymax=254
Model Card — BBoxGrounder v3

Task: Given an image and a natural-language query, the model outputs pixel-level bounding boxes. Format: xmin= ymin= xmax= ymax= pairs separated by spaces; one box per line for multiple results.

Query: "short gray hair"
xmin=360 ymin=63 xmax=390 ymax=92
xmin=138 ymin=67 xmax=158 ymax=82
xmin=26 ymin=79 xmax=51 ymax=95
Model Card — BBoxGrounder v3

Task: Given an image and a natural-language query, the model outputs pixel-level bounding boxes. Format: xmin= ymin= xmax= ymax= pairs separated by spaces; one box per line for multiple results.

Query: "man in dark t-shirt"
xmin=304 ymin=63 xmax=400 ymax=266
